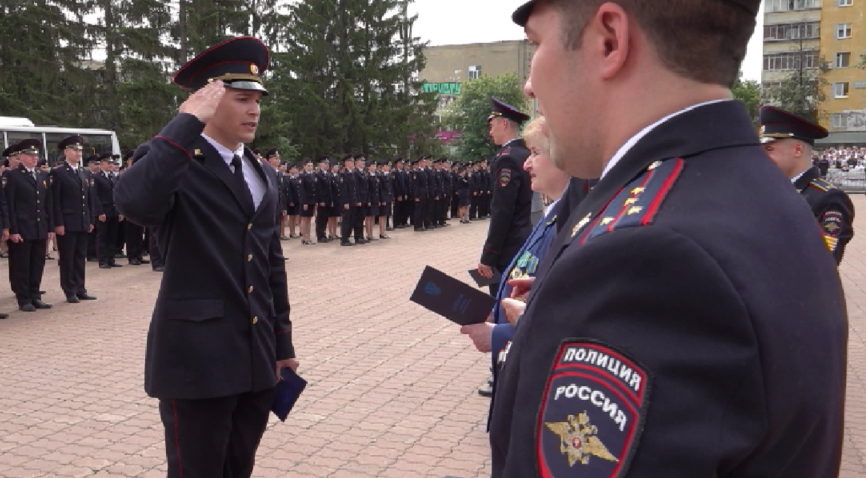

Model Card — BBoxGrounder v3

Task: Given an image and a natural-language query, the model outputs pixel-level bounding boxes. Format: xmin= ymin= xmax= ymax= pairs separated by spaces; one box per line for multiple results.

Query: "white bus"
xmin=0 ymin=117 xmax=121 ymax=163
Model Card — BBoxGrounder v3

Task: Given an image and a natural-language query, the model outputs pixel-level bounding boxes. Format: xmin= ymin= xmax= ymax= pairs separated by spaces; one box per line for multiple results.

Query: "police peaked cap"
xmin=85 ymin=154 xmax=100 ymax=164
xmin=173 ymin=36 xmax=269 ymax=95
xmin=511 ymin=0 xmax=761 ymax=26
xmin=2 ymin=143 xmax=19 ymax=158
xmin=265 ymin=148 xmax=279 ymax=159
xmin=317 ymin=155 xmax=330 ymax=163
xmin=488 ymin=97 xmax=530 ymax=124
xmin=758 ymin=105 xmax=828 ymax=146
xmin=16 ymin=139 xmax=42 ymax=155
xmin=123 ymin=150 xmax=134 ymax=162
xmin=353 ymin=153 xmax=366 ymax=160
xmin=58 ymin=135 xmax=84 ymax=151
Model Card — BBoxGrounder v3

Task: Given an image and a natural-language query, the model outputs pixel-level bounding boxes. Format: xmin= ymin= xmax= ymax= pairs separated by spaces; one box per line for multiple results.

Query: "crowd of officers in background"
xmin=261 ymin=150 xmax=498 ymax=247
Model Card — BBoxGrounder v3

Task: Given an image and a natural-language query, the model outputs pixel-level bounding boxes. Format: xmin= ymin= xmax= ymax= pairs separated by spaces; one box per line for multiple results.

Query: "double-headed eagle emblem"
xmin=545 ymin=412 xmax=619 ymax=467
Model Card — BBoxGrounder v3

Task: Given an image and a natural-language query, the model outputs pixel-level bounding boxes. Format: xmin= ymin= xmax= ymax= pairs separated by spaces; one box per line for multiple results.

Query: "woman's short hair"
xmin=522 ymin=116 xmax=549 ymax=155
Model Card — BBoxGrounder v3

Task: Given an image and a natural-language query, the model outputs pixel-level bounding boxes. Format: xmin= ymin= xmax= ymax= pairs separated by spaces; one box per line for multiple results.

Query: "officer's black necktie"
xmin=231 ymin=155 xmax=254 ymax=210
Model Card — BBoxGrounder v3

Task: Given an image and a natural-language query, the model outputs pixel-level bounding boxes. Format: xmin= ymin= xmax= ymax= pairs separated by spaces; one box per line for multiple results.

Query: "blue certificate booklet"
xmin=271 ymin=367 xmax=307 ymax=422
xmin=410 ymin=266 xmax=496 ymax=326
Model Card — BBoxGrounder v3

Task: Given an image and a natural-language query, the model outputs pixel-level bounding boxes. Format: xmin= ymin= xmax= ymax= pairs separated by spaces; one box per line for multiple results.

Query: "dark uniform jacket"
xmin=480 ymin=139 xmax=532 ymax=270
xmin=380 ymin=171 xmax=394 ymax=204
xmin=392 ymin=169 xmax=406 ymax=200
xmin=5 ymin=166 xmax=52 ymax=240
xmin=355 ymin=168 xmax=369 ymax=205
xmin=368 ymin=171 xmax=381 ymax=206
xmin=93 ymin=170 xmax=120 ymax=219
xmin=431 ymin=168 xmax=443 ymax=199
xmin=298 ymin=171 xmax=317 ymax=206
xmin=315 ymin=169 xmax=332 ymax=206
xmin=330 ymin=171 xmax=341 ymax=207
xmin=411 ymin=167 xmax=428 ymax=200
xmin=51 ymin=162 xmax=98 ymax=233
xmin=275 ymin=172 xmax=287 ymax=213
xmin=114 ymin=113 xmax=294 ymax=400
xmin=339 ymin=168 xmax=358 ymax=205
xmin=489 ymin=101 xmax=847 ymax=478
xmin=795 ymin=166 xmax=854 ymax=264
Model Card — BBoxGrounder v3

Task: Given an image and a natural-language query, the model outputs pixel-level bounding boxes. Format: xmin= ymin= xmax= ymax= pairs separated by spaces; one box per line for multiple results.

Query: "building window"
xmin=834 ymin=82 xmax=850 ymax=98
xmin=762 ymin=51 xmax=819 ymax=71
xmin=468 ymin=65 xmax=480 ymax=80
xmin=836 ymin=23 xmax=852 ymax=39
xmin=831 ymin=113 xmax=848 ymax=128
xmin=838 ymin=0 xmax=853 ymax=6
xmin=836 ymin=52 xmax=851 ymax=68
xmin=766 ymin=0 xmax=821 ymax=11
xmin=763 ymin=22 xmax=820 ymax=41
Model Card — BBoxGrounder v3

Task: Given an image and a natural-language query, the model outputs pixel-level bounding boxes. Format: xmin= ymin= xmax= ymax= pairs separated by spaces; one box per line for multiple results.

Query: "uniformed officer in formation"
xmin=475 ymin=98 xmax=533 ymax=296
xmin=314 ymin=155 xmax=333 ymax=243
xmin=339 ymin=154 xmax=360 ymax=246
xmin=93 ymin=152 xmax=124 ymax=269
xmin=410 ymin=157 xmax=429 ymax=231
xmin=122 ymin=150 xmax=149 ymax=266
xmin=4 ymin=139 xmax=53 ymax=312
xmin=297 ymin=157 xmax=317 ymax=245
xmin=114 ymin=36 xmax=297 ymax=478
xmin=51 ymin=135 xmax=98 ymax=303
xmin=758 ymin=105 xmax=855 ymax=264
xmin=392 ymin=158 xmax=410 ymax=228
xmin=490 ymin=1 xmax=846 ymax=476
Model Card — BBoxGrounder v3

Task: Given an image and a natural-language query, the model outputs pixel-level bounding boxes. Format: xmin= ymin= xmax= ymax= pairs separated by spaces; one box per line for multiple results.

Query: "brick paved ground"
xmin=3 ymin=194 xmax=866 ymax=478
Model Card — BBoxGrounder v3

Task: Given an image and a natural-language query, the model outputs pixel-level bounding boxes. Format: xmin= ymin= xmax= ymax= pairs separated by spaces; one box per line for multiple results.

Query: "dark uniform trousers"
xmin=115 ymin=114 xmax=295 ymax=478
xmin=148 ymin=227 xmax=165 ymax=269
xmin=125 ymin=221 xmax=145 ymax=261
xmin=9 ymin=240 xmax=47 ymax=306
xmin=159 ymin=388 xmax=274 ymax=478
xmin=87 ymin=229 xmax=97 ymax=260
xmin=315 ymin=207 xmax=329 ymax=239
xmin=340 ymin=205 xmax=356 ymax=241
xmin=97 ymin=217 xmax=121 ymax=265
xmin=52 ymin=163 xmax=95 ymax=298
xmin=413 ymin=197 xmax=428 ymax=229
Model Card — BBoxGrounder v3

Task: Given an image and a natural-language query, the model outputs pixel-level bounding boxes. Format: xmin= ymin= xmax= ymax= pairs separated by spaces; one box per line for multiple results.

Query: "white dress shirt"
xmin=201 ymin=134 xmax=266 ymax=209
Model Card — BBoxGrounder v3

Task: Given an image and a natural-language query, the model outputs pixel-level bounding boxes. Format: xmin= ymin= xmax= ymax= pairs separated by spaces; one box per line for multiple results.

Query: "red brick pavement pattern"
xmin=0 ymin=219 xmax=493 ymax=478
xmin=4 ymin=193 xmax=866 ymax=478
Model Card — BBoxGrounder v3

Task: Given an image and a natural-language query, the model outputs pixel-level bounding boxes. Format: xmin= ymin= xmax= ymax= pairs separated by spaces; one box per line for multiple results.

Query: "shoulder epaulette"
xmin=808 ymin=178 xmax=836 ymax=193
xmin=575 ymin=158 xmax=684 ymax=245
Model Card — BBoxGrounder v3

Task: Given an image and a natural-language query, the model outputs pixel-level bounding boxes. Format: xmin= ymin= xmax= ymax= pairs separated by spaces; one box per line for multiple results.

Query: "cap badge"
xmin=250 ymin=64 xmax=259 ymax=75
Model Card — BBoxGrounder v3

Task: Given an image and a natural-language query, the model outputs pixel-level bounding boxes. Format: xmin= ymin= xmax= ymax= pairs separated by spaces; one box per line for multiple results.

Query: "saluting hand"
xmin=179 ymin=80 xmax=225 ymax=124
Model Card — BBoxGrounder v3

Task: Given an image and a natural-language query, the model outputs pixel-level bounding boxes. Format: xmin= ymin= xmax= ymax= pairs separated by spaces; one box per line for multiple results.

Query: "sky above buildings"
xmin=408 ymin=0 xmax=765 ymax=82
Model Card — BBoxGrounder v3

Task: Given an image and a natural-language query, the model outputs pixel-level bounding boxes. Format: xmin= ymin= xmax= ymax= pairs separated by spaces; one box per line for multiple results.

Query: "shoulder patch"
xmin=576 ymin=158 xmax=684 ymax=246
xmin=498 ymin=147 xmax=512 ymax=157
xmin=538 ymin=340 xmax=651 ymax=478
xmin=499 ymin=168 xmax=513 ymax=187
xmin=809 ymin=178 xmax=836 ymax=192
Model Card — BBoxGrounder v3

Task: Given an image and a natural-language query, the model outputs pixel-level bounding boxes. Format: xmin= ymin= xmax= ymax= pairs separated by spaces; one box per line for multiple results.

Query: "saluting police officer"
xmin=5 ymin=139 xmax=53 ymax=312
xmin=51 ymin=135 xmax=98 ymax=303
xmin=114 ymin=36 xmax=298 ymax=478
xmin=490 ymin=1 xmax=846 ymax=477
xmin=758 ymin=105 xmax=855 ymax=264
xmin=475 ymin=98 xmax=533 ymax=296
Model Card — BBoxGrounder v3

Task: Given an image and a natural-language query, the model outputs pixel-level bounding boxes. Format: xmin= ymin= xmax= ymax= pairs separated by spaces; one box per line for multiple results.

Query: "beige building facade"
xmin=419 ymin=40 xmax=533 ymax=122
xmin=762 ymin=0 xmax=866 ymax=144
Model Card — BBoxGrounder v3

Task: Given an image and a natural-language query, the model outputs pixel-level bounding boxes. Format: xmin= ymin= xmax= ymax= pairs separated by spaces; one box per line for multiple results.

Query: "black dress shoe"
xmin=76 ymin=293 xmax=97 ymax=301
xmin=478 ymin=384 xmax=493 ymax=397
xmin=0 ymin=312 xmax=7 ymax=319
xmin=114 ymin=253 xmax=126 ymax=258
xmin=99 ymin=264 xmax=111 ymax=269
xmin=87 ymin=257 xmax=98 ymax=262
xmin=110 ymin=263 xmax=123 ymax=267
xmin=386 ymin=227 xmax=394 ymax=231
xmin=129 ymin=259 xmax=142 ymax=266
xmin=67 ymin=295 xmax=80 ymax=304
xmin=32 ymin=300 xmax=52 ymax=309
xmin=153 ymin=266 xmax=165 ymax=272
xmin=139 ymin=258 xmax=150 ymax=264
xmin=46 ymin=255 xmax=55 ymax=260
xmin=39 ymin=290 xmax=45 ymax=295
xmin=19 ymin=304 xmax=36 ymax=312
xmin=340 ymin=241 xmax=355 ymax=247
xmin=380 ymin=234 xmax=390 ymax=239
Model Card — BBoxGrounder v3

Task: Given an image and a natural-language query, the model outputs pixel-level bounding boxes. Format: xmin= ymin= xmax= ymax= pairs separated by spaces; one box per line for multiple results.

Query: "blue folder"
xmin=271 ymin=367 xmax=307 ymax=422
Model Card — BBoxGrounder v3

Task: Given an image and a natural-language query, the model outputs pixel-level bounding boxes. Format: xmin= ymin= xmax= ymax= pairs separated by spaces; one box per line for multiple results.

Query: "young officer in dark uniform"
xmin=491 ymin=2 xmax=846 ymax=477
xmin=5 ymin=140 xmax=53 ymax=312
xmin=121 ymin=150 xmax=148 ymax=266
xmin=328 ymin=162 xmax=341 ymax=240
xmin=114 ymin=37 xmax=297 ymax=478
xmin=475 ymin=98 xmax=533 ymax=295
xmin=93 ymin=152 xmax=123 ymax=268
xmin=265 ymin=148 xmax=287 ymax=232
xmin=51 ymin=135 xmax=97 ymax=303
xmin=410 ymin=158 xmax=429 ymax=231
xmin=339 ymin=154 xmax=359 ymax=246
xmin=297 ymin=158 xmax=317 ymax=245
xmin=314 ymin=156 xmax=332 ymax=242
xmin=758 ymin=105 xmax=855 ymax=264
xmin=84 ymin=155 xmax=99 ymax=262
xmin=353 ymin=154 xmax=369 ymax=243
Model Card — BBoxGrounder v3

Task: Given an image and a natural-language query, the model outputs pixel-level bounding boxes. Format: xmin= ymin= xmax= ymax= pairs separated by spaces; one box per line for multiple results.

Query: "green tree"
xmin=731 ymin=72 xmax=761 ymax=124
xmin=440 ymin=73 xmax=527 ymax=163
